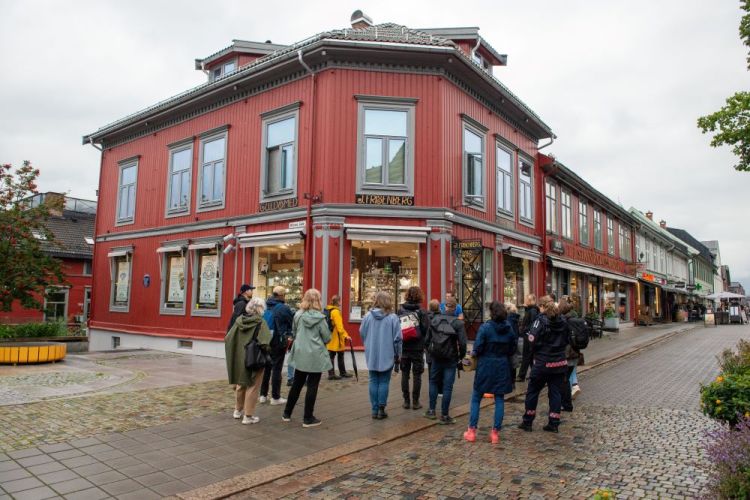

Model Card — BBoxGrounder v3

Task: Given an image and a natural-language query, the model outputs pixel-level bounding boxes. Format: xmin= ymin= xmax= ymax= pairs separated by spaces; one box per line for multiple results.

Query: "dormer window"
xmin=210 ymin=59 xmax=237 ymax=81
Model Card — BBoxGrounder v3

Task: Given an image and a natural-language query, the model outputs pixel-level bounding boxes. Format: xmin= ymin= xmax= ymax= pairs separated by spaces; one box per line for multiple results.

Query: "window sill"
xmin=191 ymin=309 xmax=221 ymax=318
xmin=109 ymin=306 xmax=130 ymax=313
xmin=519 ymin=218 xmax=534 ymax=229
xmin=197 ymin=202 xmax=225 ymax=213
xmin=261 ymin=190 xmax=295 ymax=201
xmin=115 ymin=218 xmax=134 ymax=227
xmin=160 ymin=308 xmax=186 ymax=316
xmin=358 ymin=185 xmax=411 ymax=194
xmin=166 ymin=208 xmax=190 ymax=218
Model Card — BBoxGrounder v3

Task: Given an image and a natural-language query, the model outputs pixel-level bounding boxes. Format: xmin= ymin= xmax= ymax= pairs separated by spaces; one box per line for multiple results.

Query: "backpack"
xmin=323 ymin=308 xmax=335 ymax=332
xmin=263 ymin=307 xmax=275 ymax=333
xmin=568 ymin=317 xmax=590 ymax=350
xmin=428 ymin=315 xmax=459 ymax=361
xmin=399 ymin=310 xmax=421 ymax=343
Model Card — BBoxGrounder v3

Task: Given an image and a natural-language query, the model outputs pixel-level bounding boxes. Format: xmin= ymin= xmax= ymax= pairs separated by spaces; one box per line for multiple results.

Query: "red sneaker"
xmin=463 ymin=427 xmax=477 ymax=442
xmin=490 ymin=428 xmax=500 ymax=444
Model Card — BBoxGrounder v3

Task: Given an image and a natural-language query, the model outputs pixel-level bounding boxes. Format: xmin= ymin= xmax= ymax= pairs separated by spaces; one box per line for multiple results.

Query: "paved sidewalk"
xmin=0 ymin=322 xmax=697 ymax=499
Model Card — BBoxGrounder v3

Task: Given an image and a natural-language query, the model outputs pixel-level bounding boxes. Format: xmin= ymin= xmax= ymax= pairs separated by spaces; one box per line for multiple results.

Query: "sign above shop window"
xmin=289 ymin=220 xmax=306 ymax=230
xmin=452 ymin=239 xmax=482 ymax=250
xmin=260 ymin=197 xmax=299 ymax=212
xmin=355 ymin=194 xmax=414 ymax=206
xmin=551 ymin=240 xmax=565 ymax=254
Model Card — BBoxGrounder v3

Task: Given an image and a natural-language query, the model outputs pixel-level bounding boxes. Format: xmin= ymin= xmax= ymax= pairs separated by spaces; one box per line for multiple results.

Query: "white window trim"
xmin=109 ymin=249 xmax=133 ymax=313
xmin=545 ymin=180 xmax=557 ymax=234
xmin=462 ymin=119 xmax=487 ymax=210
xmin=115 ymin=158 xmax=138 ymax=226
xmin=260 ymin=103 xmax=301 ymax=203
xmin=82 ymin=260 xmax=93 ymax=276
xmin=607 ymin=217 xmax=615 ymax=255
xmin=210 ymin=58 xmax=239 ymax=81
xmin=160 ymin=249 xmax=188 ymax=315
xmin=43 ymin=287 xmax=69 ymax=323
xmin=593 ymin=209 xmax=603 ymax=251
xmin=165 ymin=142 xmax=193 ymax=217
xmin=518 ymin=155 xmax=534 ymax=226
xmin=496 ymin=141 xmax=514 ymax=217
xmin=579 ymin=199 xmax=589 ymax=246
xmin=190 ymin=245 xmax=223 ymax=317
xmin=197 ymin=129 xmax=228 ymax=213
xmin=561 ymin=189 xmax=572 ymax=240
xmin=355 ymin=96 xmax=416 ymax=196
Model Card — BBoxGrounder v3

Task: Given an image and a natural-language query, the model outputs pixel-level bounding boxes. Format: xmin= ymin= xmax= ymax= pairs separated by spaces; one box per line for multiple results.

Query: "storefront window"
xmin=603 ymin=279 xmax=616 ymax=318
xmin=618 ymin=283 xmax=629 ymax=320
xmin=503 ymin=255 xmax=531 ymax=310
xmin=163 ymin=252 xmax=186 ymax=312
xmin=587 ymin=276 xmax=599 ymax=315
xmin=569 ymin=272 xmax=582 ymax=316
xmin=193 ymin=248 xmax=221 ymax=313
xmin=483 ymin=249 xmax=493 ymax=319
xmin=254 ymin=243 xmax=304 ymax=310
xmin=110 ymin=254 xmax=132 ymax=310
xmin=350 ymin=241 xmax=419 ymax=320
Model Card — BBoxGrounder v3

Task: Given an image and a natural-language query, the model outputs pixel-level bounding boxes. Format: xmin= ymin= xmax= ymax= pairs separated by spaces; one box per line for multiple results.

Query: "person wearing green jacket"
xmin=282 ymin=289 xmax=332 ymax=428
xmin=225 ymin=297 xmax=272 ymax=425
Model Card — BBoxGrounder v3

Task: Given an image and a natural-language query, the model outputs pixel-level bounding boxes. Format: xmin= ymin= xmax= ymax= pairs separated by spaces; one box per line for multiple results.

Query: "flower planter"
xmin=0 ymin=342 xmax=67 ymax=364
xmin=603 ymin=316 xmax=620 ymax=331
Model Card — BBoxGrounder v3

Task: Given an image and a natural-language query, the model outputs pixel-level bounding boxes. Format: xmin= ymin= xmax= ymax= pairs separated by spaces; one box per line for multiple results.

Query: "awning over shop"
xmin=548 ymin=257 xmax=637 ymax=284
xmin=107 ymin=248 xmax=132 ymax=258
xmin=345 ymin=224 xmax=429 ymax=244
xmin=662 ymin=285 xmax=690 ymax=295
xmin=237 ymin=229 xmax=305 ymax=248
xmin=156 ymin=245 xmax=185 ymax=254
xmin=187 ymin=241 xmax=220 ymax=251
xmin=501 ymin=244 xmax=542 ymax=262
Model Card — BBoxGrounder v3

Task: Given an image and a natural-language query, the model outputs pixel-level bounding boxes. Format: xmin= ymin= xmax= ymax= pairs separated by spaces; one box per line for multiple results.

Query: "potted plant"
xmin=603 ymin=306 xmax=619 ymax=331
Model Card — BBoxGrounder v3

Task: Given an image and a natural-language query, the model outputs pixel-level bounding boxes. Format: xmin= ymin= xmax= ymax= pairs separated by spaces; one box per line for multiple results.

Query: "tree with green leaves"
xmin=697 ymin=1 xmax=750 ymax=172
xmin=0 ymin=161 xmax=65 ymax=312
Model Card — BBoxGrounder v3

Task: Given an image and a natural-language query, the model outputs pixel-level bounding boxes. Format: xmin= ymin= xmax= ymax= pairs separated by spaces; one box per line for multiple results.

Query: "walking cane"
xmin=347 ymin=338 xmax=359 ymax=382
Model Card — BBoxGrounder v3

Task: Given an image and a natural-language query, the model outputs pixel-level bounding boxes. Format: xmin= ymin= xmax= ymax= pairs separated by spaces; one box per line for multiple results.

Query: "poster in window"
xmin=116 ymin=260 xmax=129 ymax=302
xmin=199 ymin=254 xmax=218 ymax=306
xmin=167 ymin=256 xmax=185 ymax=303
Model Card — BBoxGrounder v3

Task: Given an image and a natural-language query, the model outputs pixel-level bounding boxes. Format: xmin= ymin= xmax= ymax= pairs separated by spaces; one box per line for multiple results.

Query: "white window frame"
xmin=191 ymin=244 xmax=223 ymax=317
xmin=579 ymin=200 xmax=589 ymax=246
xmin=594 ymin=209 xmax=603 ymax=251
xmin=44 ymin=287 xmax=69 ymax=323
xmin=210 ymin=58 xmax=238 ymax=81
xmin=545 ymin=180 xmax=557 ymax=233
xmin=116 ymin=159 xmax=138 ymax=226
xmin=496 ymin=141 xmax=514 ymax=216
xmin=260 ymin=103 xmax=300 ymax=203
xmin=561 ymin=190 xmax=572 ymax=239
xmin=160 ymin=249 xmax=188 ymax=315
xmin=462 ymin=119 xmax=487 ymax=209
xmin=518 ymin=155 xmax=534 ymax=224
xmin=109 ymin=250 xmax=133 ymax=313
xmin=197 ymin=129 xmax=228 ymax=212
xmin=355 ymin=96 xmax=416 ymax=195
xmin=82 ymin=260 xmax=93 ymax=276
xmin=619 ymin=225 xmax=627 ymax=261
xmin=607 ymin=217 xmax=615 ymax=255
xmin=165 ymin=141 xmax=193 ymax=216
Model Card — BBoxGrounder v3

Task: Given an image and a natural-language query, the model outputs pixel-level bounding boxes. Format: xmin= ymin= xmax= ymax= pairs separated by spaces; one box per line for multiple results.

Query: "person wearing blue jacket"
xmin=463 ymin=302 xmax=517 ymax=445
xmin=360 ymin=291 xmax=402 ymax=420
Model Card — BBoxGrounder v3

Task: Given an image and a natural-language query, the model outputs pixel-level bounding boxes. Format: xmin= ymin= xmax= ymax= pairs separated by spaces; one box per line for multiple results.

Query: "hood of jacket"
xmin=234 ymin=313 xmax=263 ymax=332
xmin=526 ymin=305 xmax=540 ymax=315
xmin=369 ymin=308 xmax=388 ymax=320
xmin=548 ymin=315 xmax=569 ymax=335
xmin=266 ymin=296 xmax=285 ymax=309
xmin=400 ymin=302 xmax=421 ymax=313
xmin=325 ymin=304 xmax=338 ymax=312
xmin=299 ymin=309 xmax=326 ymax=327
xmin=490 ymin=319 xmax=513 ymax=334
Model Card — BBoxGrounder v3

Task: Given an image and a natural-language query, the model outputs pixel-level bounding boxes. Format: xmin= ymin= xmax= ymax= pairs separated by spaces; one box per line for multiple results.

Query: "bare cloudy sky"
xmin=1 ymin=0 xmax=748 ymax=285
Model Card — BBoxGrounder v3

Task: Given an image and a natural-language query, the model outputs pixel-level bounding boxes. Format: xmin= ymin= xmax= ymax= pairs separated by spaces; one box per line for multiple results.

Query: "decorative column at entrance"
xmin=312 ymin=216 xmax=344 ymax=303
xmin=426 ymin=220 xmax=453 ymax=301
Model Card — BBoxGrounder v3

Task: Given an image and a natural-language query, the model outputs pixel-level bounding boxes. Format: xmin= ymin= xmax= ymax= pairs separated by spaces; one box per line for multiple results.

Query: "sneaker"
xmin=340 ymin=373 xmax=353 ymax=378
xmin=233 ymin=410 xmax=243 ymax=419
xmin=281 ymin=414 xmax=291 ymax=422
xmin=424 ymin=409 xmax=437 ymax=420
xmin=241 ymin=415 xmax=260 ymax=425
xmin=542 ymin=423 xmax=559 ymax=433
xmin=378 ymin=405 xmax=388 ymax=419
xmin=403 ymin=401 xmax=411 ymax=410
xmin=439 ymin=415 xmax=456 ymax=425
xmin=463 ymin=427 xmax=477 ymax=442
xmin=518 ymin=422 xmax=533 ymax=432
xmin=270 ymin=397 xmax=287 ymax=406
xmin=258 ymin=396 xmax=268 ymax=404
xmin=411 ymin=401 xmax=423 ymax=410
xmin=571 ymin=384 xmax=581 ymax=399
xmin=490 ymin=429 xmax=500 ymax=445
xmin=302 ymin=417 xmax=322 ymax=428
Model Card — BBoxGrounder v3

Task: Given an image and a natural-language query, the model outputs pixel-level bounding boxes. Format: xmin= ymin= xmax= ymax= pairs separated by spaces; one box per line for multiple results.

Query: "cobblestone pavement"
xmin=235 ymin=325 xmax=749 ymax=499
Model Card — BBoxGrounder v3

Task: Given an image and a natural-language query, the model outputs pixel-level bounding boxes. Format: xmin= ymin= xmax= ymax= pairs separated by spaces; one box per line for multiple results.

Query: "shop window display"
xmin=503 ymin=255 xmax=531 ymax=311
xmin=193 ymin=248 xmax=221 ymax=313
xmin=603 ymin=279 xmax=616 ymax=317
xmin=587 ymin=276 xmax=600 ymax=315
xmin=253 ymin=243 xmax=304 ymax=309
xmin=618 ymin=283 xmax=629 ymax=321
xmin=350 ymin=241 xmax=419 ymax=320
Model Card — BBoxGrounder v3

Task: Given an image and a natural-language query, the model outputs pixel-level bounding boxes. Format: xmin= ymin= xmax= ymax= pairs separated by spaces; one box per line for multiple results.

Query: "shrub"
xmin=701 ymin=372 xmax=750 ymax=425
xmin=718 ymin=339 xmax=750 ymax=375
xmin=705 ymin=416 xmax=750 ymax=499
xmin=591 ymin=488 xmax=616 ymax=499
xmin=0 ymin=321 xmax=69 ymax=339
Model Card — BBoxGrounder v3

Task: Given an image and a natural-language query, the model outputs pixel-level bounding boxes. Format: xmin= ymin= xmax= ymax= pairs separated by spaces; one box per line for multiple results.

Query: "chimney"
xmin=350 ymin=10 xmax=373 ymax=29
xmin=645 ymin=210 xmax=653 ymax=220
xmin=659 ymin=220 xmax=667 ymax=229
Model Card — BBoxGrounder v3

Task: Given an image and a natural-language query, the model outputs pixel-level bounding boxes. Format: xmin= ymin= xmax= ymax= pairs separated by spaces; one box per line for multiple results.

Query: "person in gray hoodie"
xmin=282 ymin=289 xmax=332 ymax=428
xmin=360 ymin=291 xmax=402 ymax=420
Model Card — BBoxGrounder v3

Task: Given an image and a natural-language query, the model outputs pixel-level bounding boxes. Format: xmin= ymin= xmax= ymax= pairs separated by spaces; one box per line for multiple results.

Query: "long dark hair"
xmin=489 ymin=301 xmax=507 ymax=322
xmin=404 ymin=286 xmax=423 ymax=305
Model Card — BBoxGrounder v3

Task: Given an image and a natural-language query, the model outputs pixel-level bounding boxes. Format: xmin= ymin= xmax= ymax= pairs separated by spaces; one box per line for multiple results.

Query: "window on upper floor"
xmin=261 ymin=105 xmax=299 ymax=201
xmin=594 ymin=209 xmax=602 ymax=251
xmin=561 ymin=190 xmax=572 ymax=239
xmin=518 ymin=156 xmax=533 ymax=223
xmin=651 ymin=239 xmax=657 ymax=270
xmin=579 ymin=200 xmax=589 ymax=245
xmin=167 ymin=144 xmax=192 ymax=215
xmin=82 ymin=260 xmax=93 ymax=276
xmin=545 ymin=181 xmax=557 ymax=233
xmin=356 ymin=97 xmax=415 ymax=195
xmin=607 ymin=218 xmax=615 ymax=255
xmin=116 ymin=160 xmax=137 ymax=225
xmin=463 ymin=123 xmax=485 ymax=207
xmin=198 ymin=132 xmax=226 ymax=210
xmin=619 ymin=226 xmax=631 ymax=262
xmin=496 ymin=143 xmax=513 ymax=215
xmin=210 ymin=59 xmax=238 ymax=81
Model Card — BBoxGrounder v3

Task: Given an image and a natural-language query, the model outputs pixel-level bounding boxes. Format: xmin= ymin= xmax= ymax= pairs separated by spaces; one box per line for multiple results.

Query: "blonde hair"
xmin=428 ymin=299 xmax=440 ymax=313
xmin=330 ymin=294 xmax=341 ymax=306
xmin=524 ymin=294 xmax=537 ymax=306
xmin=300 ymin=289 xmax=323 ymax=311
xmin=538 ymin=295 xmax=559 ymax=317
xmin=245 ymin=297 xmax=266 ymax=316
xmin=505 ymin=302 xmax=518 ymax=314
xmin=373 ymin=291 xmax=394 ymax=313
xmin=272 ymin=285 xmax=287 ymax=296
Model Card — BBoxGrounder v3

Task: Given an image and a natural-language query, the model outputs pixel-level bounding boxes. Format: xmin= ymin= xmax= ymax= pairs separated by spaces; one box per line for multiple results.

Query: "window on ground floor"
xmin=253 ymin=242 xmax=304 ymax=310
xmin=44 ymin=287 xmax=68 ymax=322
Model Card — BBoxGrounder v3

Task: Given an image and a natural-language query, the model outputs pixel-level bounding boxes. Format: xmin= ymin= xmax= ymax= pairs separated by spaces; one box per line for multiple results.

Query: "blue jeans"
xmin=287 ymin=364 xmax=294 ymax=381
xmin=368 ymin=370 xmax=392 ymax=413
xmin=429 ymin=360 xmax=457 ymax=416
xmin=468 ymin=389 xmax=505 ymax=430
xmin=569 ymin=365 xmax=578 ymax=386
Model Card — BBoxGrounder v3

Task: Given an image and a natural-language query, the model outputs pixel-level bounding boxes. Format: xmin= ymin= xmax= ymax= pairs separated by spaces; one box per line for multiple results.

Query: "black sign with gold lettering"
xmin=355 ymin=194 xmax=414 ymax=206
xmin=259 ymin=197 xmax=299 ymax=213
xmin=452 ymin=239 xmax=482 ymax=250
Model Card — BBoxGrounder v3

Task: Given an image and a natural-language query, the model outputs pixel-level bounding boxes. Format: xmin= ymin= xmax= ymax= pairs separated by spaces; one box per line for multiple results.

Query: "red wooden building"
xmin=0 ymin=193 xmax=95 ymax=328
xmin=83 ymin=12 xmax=554 ymax=356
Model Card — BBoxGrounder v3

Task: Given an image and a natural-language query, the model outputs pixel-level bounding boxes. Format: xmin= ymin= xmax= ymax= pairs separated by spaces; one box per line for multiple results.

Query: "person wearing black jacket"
xmin=398 ymin=286 xmax=428 ymax=410
xmin=518 ymin=295 xmax=570 ymax=433
xmin=516 ymin=294 xmax=539 ymax=382
xmin=260 ymin=286 xmax=295 ymax=405
xmin=226 ymin=284 xmax=255 ymax=332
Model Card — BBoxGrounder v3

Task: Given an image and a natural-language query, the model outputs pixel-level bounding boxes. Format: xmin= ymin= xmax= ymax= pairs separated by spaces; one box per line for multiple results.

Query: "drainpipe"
xmin=538 ymin=134 xmax=556 ymax=151
xmin=470 ymin=37 xmax=481 ymax=62
xmin=299 ymin=50 xmax=316 ymax=291
xmin=88 ymin=137 xmax=102 ymax=152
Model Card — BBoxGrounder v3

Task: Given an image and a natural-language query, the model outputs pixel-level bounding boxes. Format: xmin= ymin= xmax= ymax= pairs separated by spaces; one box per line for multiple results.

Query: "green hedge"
xmin=0 ymin=322 xmax=70 ymax=339
xmin=702 ymin=373 xmax=750 ymax=425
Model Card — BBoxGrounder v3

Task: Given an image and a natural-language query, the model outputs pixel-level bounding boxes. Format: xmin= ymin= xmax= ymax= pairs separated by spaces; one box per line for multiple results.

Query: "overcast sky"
xmin=1 ymin=0 xmax=748 ymax=286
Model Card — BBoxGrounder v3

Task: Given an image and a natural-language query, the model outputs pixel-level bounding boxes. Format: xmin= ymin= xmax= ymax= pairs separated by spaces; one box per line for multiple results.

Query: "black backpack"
xmin=568 ymin=317 xmax=590 ymax=350
xmin=323 ymin=309 xmax=335 ymax=332
xmin=428 ymin=315 xmax=459 ymax=361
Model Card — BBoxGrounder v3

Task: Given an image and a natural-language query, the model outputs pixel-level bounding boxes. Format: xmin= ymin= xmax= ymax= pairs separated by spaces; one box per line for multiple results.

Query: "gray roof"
xmin=665 ymin=228 xmax=714 ymax=263
xmin=417 ymin=27 xmax=507 ymax=65
xmin=195 ymin=40 xmax=291 ymax=70
xmin=43 ymin=210 xmax=95 ymax=260
xmin=84 ymin=22 xmax=552 ymax=144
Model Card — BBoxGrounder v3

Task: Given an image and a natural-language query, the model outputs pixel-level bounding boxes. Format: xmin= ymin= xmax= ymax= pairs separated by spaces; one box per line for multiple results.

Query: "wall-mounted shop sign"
xmin=640 ymin=273 xmax=667 ymax=285
xmin=289 ymin=220 xmax=306 ymax=230
xmin=551 ymin=240 xmax=565 ymax=254
xmin=453 ymin=239 xmax=482 ymax=250
xmin=355 ymin=194 xmax=414 ymax=206
xmin=259 ymin=197 xmax=299 ymax=212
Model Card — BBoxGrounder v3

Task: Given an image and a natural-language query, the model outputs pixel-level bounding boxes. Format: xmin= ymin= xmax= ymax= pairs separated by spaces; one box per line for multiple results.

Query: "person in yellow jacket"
xmin=325 ymin=295 xmax=352 ymax=380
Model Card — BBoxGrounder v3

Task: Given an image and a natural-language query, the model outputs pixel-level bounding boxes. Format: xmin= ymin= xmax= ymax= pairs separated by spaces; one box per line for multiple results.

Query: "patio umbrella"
xmin=347 ymin=338 xmax=359 ymax=381
xmin=706 ymin=291 xmax=746 ymax=300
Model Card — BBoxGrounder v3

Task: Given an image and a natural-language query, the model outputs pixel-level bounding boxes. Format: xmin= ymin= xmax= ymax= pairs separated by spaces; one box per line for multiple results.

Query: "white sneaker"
xmin=270 ymin=397 xmax=287 ymax=406
xmin=242 ymin=415 xmax=260 ymax=425
xmin=258 ymin=396 xmax=268 ymax=404
xmin=233 ymin=410 xmax=243 ymax=419
xmin=572 ymin=384 xmax=581 ymax=399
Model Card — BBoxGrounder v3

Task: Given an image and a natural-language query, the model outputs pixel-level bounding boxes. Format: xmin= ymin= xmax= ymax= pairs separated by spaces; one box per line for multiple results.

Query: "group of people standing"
xmin=224 ymin=282 xmax=586 ymax=440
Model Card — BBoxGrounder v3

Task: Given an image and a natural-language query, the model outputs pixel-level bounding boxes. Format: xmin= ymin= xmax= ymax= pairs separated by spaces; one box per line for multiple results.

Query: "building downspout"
xmin=299 ymin=50 xmax=316 ymax=290
xmin=470 ymin=37 xmax=481 ymax=62
xmin=538 ymin=134 xmax=556 ymax=151
xmin=88 ymin=138 xmax=102 ymax=152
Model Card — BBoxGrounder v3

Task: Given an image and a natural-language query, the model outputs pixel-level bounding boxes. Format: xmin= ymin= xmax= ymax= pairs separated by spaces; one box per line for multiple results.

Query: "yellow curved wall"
xmin=0 ymin=343 xmax=67 ymax=364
